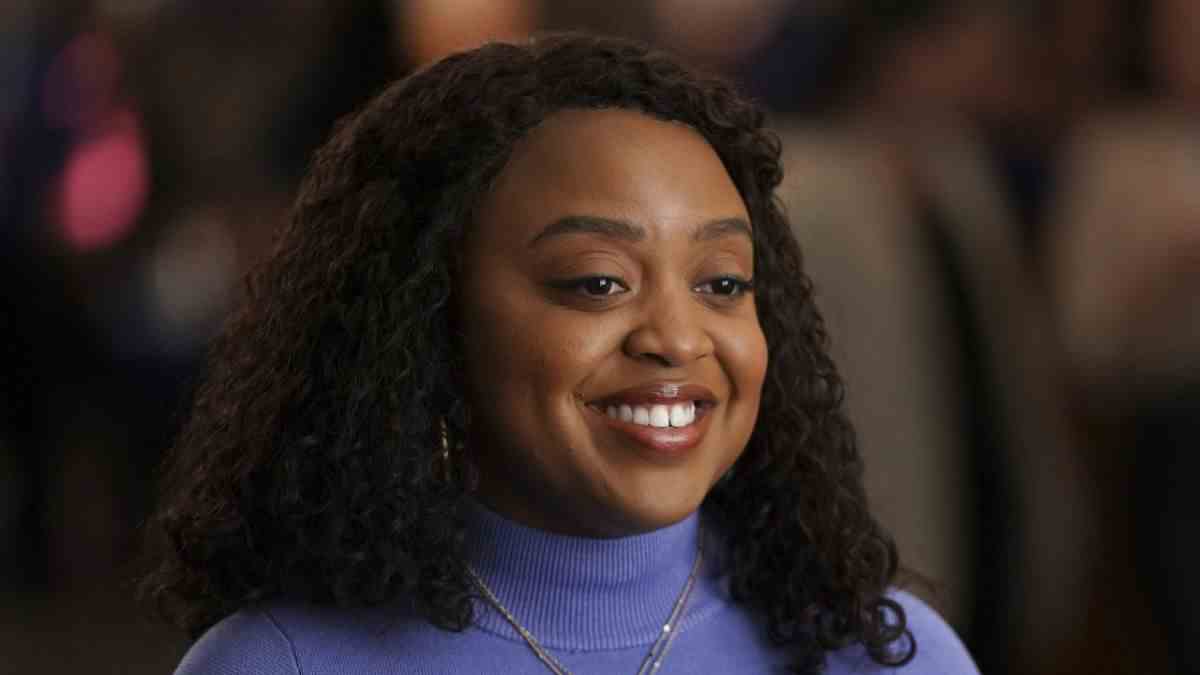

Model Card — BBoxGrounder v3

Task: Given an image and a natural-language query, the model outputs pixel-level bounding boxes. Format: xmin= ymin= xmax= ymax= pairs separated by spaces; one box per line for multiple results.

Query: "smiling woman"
xmin=461 ymin=109 xmax=766 ymax=538
xmin=144 ymin=33 xmax=979 ymax=675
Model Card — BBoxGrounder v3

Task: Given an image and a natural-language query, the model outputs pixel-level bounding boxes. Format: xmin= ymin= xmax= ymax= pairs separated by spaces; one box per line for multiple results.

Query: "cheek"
xmin=462 ymin=298 xmax=545 ymax=407
xmin=460 ymin=287 xmax=623 ymax=409
xmin=719 ymin=316 xmax=769 ymax=401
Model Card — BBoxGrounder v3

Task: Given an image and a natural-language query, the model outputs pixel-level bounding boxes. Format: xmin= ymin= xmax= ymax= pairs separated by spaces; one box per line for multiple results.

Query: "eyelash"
xmin=694 ymin=277 xmax=755 ymax=297
xmin=553 ymin=276 xmax=629 ymax=297
xmin=554 ymin=275 xmax=754 ymax=300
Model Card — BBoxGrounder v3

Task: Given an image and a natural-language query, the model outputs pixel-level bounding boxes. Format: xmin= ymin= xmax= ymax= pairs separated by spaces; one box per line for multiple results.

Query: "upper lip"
xmin=589 ymin=382 xmax=718 ymax=408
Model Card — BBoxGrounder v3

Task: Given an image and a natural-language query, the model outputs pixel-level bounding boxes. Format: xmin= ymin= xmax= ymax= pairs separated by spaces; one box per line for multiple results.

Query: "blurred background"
xmin=2 ymin=0 xmax=1197 ymax=673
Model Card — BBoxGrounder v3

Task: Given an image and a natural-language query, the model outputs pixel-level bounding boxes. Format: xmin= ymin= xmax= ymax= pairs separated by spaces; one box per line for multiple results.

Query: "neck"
xmin=463 ymin=501 xmax=716 ymax=651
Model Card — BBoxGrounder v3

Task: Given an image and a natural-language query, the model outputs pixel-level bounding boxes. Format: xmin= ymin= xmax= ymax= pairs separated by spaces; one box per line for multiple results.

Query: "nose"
xmin=622 ymin=284 xmax=714 ymax=367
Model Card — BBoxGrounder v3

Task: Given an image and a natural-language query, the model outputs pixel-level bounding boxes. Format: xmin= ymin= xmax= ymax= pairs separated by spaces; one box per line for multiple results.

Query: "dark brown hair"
xmin=143 ymin=32 xmax=912 ymax=673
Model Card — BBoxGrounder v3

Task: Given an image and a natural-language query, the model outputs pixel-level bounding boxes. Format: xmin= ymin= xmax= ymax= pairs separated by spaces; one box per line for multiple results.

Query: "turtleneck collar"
xmin=463 ymin=502 xmax=721 ymax=651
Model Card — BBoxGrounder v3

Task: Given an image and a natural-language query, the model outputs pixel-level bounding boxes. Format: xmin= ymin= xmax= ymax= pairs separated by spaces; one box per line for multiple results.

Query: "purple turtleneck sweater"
xmin=175 ymin=505 xmax=979 ymax=674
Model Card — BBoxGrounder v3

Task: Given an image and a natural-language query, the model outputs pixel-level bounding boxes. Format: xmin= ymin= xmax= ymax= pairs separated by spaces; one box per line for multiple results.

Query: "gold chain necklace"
xmin=466 ymin=541 xmax=703 ymax=675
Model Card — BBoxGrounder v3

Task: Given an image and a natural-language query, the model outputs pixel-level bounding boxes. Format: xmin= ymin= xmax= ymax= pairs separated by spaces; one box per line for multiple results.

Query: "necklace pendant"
xmin=467 ymin=542 xmax=702 ymax=675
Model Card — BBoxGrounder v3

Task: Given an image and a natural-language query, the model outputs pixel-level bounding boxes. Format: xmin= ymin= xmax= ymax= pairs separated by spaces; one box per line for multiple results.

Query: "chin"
xmin=595 ymin=486 xmax=708 ymax=536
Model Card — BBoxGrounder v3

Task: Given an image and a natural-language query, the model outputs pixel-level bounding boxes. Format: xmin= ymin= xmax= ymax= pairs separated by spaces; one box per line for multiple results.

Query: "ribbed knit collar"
xmin=463 ymin=502 xmax=720 ymax=651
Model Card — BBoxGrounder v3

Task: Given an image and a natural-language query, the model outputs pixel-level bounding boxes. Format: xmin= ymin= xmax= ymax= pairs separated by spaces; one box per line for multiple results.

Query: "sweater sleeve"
xmin=891 ymin=590 xmax=979 ymax=675
xmin=826 ymin=590 xmax=980 ymax=674
xmin=173 ymin=609 xmax=302 ymax=675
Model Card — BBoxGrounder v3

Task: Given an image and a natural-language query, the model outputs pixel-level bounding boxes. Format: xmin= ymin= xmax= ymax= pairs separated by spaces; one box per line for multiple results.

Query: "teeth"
xmin=649 ymin=405 xmax=670 ymax=427
xmin=670 ymin=402 xmax=691 ymax=427
xmin=602 ymin=401 xmax=697 ymax=428
xmin=633 ymin=406 xmax=650 ymax=425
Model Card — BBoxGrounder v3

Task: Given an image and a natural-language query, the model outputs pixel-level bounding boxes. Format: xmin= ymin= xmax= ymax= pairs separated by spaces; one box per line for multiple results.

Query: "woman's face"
xmin=458 ymin=108 xmax=768 ymax=537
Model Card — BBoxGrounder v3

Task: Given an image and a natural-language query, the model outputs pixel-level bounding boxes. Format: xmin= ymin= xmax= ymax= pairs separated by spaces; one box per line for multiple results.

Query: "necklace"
xmin=466 ymin=540 xmax=703 ymax=675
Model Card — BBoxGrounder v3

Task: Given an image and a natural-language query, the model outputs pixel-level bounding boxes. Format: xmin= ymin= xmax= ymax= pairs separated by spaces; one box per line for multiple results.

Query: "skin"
xmin=458 ymin=108 xmax=768 ymax=538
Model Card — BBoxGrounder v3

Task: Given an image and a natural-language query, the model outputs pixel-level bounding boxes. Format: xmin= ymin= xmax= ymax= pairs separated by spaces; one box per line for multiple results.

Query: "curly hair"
xmin=142 ymin=32 xmax=912 ymax=673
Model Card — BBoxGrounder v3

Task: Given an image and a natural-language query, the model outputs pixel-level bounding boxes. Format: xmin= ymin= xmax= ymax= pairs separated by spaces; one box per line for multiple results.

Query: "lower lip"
xmin=587 ymin=404 xmax=713 ymax=459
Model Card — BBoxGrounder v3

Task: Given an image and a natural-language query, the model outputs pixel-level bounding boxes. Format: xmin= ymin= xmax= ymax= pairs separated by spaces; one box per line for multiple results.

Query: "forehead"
xmin=475 ymin=108 xmax=748 ymax=241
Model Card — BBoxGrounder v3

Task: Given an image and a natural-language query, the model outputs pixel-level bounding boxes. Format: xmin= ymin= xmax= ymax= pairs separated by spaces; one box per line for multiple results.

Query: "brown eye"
xmin=552 ymin=275 xmax=629 ymax=297
xmin=582 ymin=277 xmax=618 ymax=295
xmin=695 ymin=276 xmax=753 ymax=297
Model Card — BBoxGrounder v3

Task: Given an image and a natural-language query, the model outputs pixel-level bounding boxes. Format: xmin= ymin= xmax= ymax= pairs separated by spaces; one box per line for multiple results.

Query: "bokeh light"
xmin=53 ymin=108 xmax=149 ymax=252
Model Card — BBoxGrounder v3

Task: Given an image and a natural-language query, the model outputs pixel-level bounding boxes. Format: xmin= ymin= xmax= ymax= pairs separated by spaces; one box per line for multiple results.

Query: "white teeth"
xmin=649 ymin=405 xmax=670 ymax=428
xmin=633 ymin=406 xmax=650 ymax=425
xmin=670 ymin=402 xmax=693 ymax=427
xmin=602 ymin=401 xmax=699 ymax=428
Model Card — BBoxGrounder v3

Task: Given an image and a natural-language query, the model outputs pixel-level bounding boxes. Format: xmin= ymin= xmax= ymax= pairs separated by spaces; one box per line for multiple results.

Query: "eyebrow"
xmin=528 ymin=215 xmax=644 ymax=247
xmin=528 ymin=215 xmax=752 ymax=247
xmin=692 ymin=217 xmax=753 ymax=243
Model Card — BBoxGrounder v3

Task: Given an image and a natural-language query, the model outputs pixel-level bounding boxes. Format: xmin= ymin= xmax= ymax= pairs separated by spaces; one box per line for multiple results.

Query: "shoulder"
xmin=826 ymin=590 xmax=980 ymax=675
xmin=173 ymin=608 xmax=301 ymax=675
xmin=173 ymin=601 xmax=456 ymax=675
xmin=891 ymin=590 xmax=979 ymax=674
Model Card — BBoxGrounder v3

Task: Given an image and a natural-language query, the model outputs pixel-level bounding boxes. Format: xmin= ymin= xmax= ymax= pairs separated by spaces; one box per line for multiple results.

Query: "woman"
xmin=146 ymin=33 xmax=978 ymax=674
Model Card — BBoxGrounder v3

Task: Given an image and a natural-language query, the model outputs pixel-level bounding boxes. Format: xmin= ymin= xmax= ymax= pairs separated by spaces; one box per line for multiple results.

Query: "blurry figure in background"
xmin=399 ymin=0 xmax=542 ymax=66
xmin=1 ymin=0 xmax=152 ymax=591
xmin=4 ymin=1 xmax=435 ymax=672
xmin=648 ymin=0 xmax=796 ymax=73
xmin=767 ymin=2 xmax=1092 ymax=673
xmin=1048 ymin=0 xmax=1200 ymax=672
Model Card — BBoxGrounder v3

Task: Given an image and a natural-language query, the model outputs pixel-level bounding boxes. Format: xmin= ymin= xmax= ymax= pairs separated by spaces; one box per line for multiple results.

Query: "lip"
xmin=585 ymin=382 xmax=718 ymax=459
xmin=589 ymin=382 xmax=717 ymax=408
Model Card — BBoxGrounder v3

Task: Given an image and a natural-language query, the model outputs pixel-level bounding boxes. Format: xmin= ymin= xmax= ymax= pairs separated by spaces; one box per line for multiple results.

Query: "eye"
xmin=559 ymin=275 xmax=629 ymax=297
xmin=694 ymin=276 xmax=754 ymax=297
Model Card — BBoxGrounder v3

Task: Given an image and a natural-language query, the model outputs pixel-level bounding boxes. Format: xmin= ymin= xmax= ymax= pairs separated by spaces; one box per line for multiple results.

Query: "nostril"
xmin=638 ymin=352 xmax=676 ymax=368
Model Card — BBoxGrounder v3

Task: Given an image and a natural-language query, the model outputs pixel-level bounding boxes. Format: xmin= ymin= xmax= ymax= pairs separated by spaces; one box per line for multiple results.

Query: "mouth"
xmin=594 ymin=400 xmax=710 ymax=428
xmin=584 ymin=383 xmax=718 ymax=457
